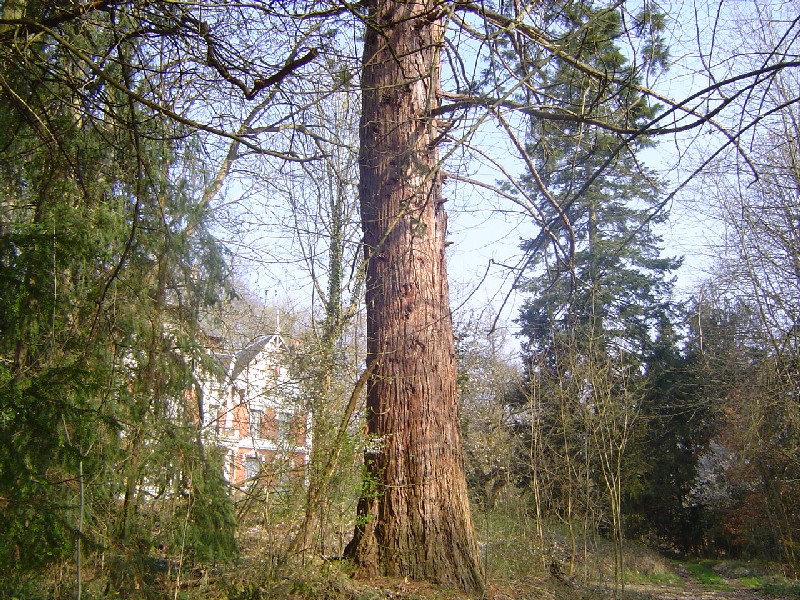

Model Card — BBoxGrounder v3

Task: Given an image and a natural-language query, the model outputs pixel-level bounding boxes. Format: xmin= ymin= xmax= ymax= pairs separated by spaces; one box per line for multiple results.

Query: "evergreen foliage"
xmin=629 ymin=316 xmax=714 ymax=553
xmin=0 ymin=1 xmax=236 ymax=590
xmin=508 ymin=0 xmax=683 ymax=578
xmin=513 ymin=0 xmax=679 ymax=360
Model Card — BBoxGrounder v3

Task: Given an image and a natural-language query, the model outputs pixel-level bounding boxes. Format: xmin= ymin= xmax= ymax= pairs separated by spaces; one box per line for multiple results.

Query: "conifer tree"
xmin=509 ymin=3 xmax=678 ymax=589
xmin=515 ymin=1 xmax=679 ymax=361
xmin=0 ymin=3 xmax=236 ymax=590
xmin=631 ymin=315 xmax=713 ymax=553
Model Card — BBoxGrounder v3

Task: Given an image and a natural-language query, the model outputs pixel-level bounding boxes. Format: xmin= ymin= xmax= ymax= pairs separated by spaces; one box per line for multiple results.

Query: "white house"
xmin=198 ymin=333 xmax=310 ymax=488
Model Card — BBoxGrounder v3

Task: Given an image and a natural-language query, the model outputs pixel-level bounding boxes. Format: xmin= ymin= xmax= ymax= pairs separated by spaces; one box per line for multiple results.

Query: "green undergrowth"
xmin=758 ymin=578 xmax=800 ymax=597
xmin=20 ymin=503 xmax=800 ymax=600
xmin=224 ymin=562 xmax=356 ymax=600
xmin=676 ymin=559 xmax=800 ymax=597
xmin=683 ymin=561 xmax=730 ymax=589
xmin=620 ymin=542 xmax=682 ymax=586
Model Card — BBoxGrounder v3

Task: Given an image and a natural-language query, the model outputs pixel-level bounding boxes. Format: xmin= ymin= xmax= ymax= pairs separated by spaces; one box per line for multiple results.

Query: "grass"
xmin=759 ymin=578 xmax=800 ymax=597
xmin=682 ymin=561 xmax=731 ymax=589
xmin=674 ymin=559 xmax=800 ymax=598
xmin=621 ymin=542 xmax=684 ymax=587
xmin=27 ymin=493 xmax=800 ymax=600
xmin=736 ymin=575 xmax=764 ymax=588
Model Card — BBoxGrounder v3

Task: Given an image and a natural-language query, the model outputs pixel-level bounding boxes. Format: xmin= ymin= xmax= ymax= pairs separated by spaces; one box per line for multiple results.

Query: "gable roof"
xmin=230 ymin=333 xmax=286 ymax=381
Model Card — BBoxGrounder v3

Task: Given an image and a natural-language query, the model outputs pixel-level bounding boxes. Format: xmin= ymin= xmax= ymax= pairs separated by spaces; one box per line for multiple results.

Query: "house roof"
xmin=229 ymin=333 xmax=286 ymax=381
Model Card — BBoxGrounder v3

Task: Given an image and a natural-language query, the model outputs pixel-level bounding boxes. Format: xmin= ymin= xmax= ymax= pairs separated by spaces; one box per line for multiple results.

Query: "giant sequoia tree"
xmin=344 ymin=0 xmax=484 ymax=592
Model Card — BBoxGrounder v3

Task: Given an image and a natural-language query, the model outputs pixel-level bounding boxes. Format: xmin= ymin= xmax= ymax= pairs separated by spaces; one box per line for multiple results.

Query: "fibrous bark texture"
xmin=345 ymin=0 xmax=484 ymax=594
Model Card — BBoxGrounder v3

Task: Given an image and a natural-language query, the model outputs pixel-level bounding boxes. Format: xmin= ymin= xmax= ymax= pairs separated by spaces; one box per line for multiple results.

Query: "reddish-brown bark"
xmin=345 ymin=0 xmax=484 ymax=593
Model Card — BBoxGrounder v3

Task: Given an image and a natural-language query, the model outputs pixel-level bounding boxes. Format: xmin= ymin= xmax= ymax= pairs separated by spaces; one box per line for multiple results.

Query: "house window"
xmin=276 ymin=412 xmax=293 ymax=446
xmin=250 ymin=409 xmax=264 ymax=439
xmin=216 ymin=404 xmax=226 ymax=432
xmin=244 ymin=456 xmax=260 ymax=481
xmin=209 ymin=404 xmax=221 ymax=432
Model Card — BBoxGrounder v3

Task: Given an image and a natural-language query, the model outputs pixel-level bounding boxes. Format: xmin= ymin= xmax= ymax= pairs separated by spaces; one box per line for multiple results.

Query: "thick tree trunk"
xmin=345 ymin=0 xmax=484 ymax=593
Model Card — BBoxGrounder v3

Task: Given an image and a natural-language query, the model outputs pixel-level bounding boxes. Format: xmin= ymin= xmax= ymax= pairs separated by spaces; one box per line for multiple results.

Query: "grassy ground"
xmin=21 ymin=542 xmax=800 ymax=599
xmin=16 ymin=493 xmax=800 ymax=600
xmin=622 ymin=557 xmax=800 ymax=600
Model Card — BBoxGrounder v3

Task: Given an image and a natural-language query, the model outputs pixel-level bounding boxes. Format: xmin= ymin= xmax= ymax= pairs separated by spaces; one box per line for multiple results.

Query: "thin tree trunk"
xmin=345 ymin=0 xmax=484 ymax=593
xmin=76 ymin=459 xmax=83 ymax=600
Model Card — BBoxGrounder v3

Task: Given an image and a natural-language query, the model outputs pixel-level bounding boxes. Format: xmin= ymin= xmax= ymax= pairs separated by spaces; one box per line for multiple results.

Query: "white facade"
xmin=198 ymin=334 xmax=310 ymax=487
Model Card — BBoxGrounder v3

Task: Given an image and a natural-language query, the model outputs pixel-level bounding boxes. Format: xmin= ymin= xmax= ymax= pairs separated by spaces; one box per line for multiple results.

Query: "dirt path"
xmin=624 ymin=582 xmax=769 ymax=600
xmin=579 ymin=561 xmax=786 ymax=600
xmin=345 ymin=564 xmax=794 ymax=600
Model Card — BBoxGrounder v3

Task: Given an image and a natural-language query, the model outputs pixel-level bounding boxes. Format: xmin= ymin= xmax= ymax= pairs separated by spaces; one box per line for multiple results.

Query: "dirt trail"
xmin=624 ymin=582 xmax=769 ymax=600
xmin=625 ymin=576 xmax=776 ymax=600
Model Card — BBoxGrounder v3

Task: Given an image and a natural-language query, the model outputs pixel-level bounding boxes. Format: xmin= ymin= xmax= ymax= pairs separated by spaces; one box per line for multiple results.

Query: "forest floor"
xmin=516 ymin=558 xmax=798 ymax=600
xmin=348 ymin=577 xmax=796 ymax=600
xmin=51 ymin=552 xmax=799 ymax=599
xmin=622 ymin=577 xmax=781 ymax=600
xmin=336 ymin=560 xmax=800 ymax=600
